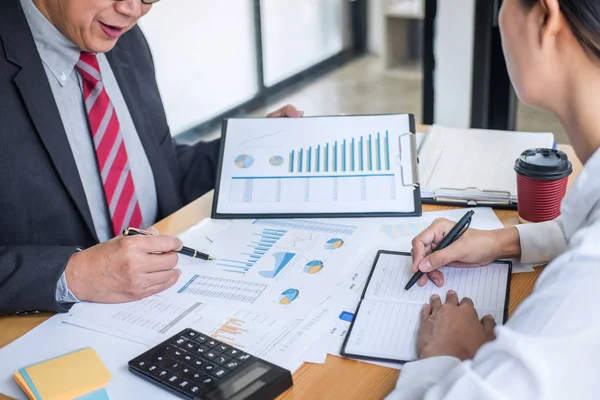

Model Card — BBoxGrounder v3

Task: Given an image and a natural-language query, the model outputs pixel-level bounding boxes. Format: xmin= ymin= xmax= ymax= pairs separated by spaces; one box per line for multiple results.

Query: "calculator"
xmin=129 ymin=328 xmax=293 ymax=400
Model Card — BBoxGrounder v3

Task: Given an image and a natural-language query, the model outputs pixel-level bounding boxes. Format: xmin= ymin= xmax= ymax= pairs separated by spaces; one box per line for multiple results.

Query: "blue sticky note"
xmin=76 ymin=388 xmax=110 ymax=400
xmin=339 ymin=311 xmax=355 ymax=323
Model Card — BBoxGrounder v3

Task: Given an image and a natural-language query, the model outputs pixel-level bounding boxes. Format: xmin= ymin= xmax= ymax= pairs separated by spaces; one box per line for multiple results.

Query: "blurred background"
xmin=139 ymin=0 xmax=566 ymax=145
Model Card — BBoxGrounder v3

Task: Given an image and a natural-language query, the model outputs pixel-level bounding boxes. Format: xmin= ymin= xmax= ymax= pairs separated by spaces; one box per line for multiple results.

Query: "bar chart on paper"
xmin=288 ymin=132 xmax=391 ymax=173
xmin=228 ymin=131 xmax=398 ymax=207
xmin=215 ymin=228 xmax=287 ymax=275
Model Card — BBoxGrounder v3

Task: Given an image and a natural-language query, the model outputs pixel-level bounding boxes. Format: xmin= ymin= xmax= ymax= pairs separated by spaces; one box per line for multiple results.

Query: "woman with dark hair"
xmin=387 ymin=0 xmax=600 ymax=398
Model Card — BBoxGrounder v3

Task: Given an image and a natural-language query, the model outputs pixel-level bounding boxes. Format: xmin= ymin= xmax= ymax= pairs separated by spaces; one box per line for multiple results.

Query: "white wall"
xmin=433 ymin=0 xmax=476 ymax=128
xmin=140 ymin=1 xmax=258 ymax=135
xmin=261 ymin=0 xmax=345 ymax=86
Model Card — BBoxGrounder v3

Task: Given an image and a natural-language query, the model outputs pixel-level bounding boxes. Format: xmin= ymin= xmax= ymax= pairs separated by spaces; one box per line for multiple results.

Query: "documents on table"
xmin=164 ymin=218 xmax=376 ymax=319
xmin=213 ymin=114 xmax=421 ymax=218
xmin=53 ymin=206 xmax=517 ymax=387
xmin=341 ymin=251 xmax=511 ymax=363
xmin=419 ymin=125 xmax=555 ymax=207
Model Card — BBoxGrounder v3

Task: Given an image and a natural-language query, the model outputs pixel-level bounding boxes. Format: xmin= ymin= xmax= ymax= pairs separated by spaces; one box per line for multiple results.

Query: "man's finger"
xmin=459 ymin=296 xmax=475 ymax=308
xmin=142 ymin=268 xmax=181 ymax=288
xmin=418 ymin=274 xmax=428 ymax=286
xmin=143 ymin=269 xmax=181 ymax=297
xmin=267 ymin=104 xmax=304 ymax=118
xmin=136 ymin=234 xmax=183 ymax=253
xmin=445 ymin=290 xmax=459 ymax=306
xmin=481 ymin=314 xmax=497 ymax=339
xmin=428 ymin=270 xmax=445 ymax=287
xmin=141 ymin=252 xmax=180 ymax=273
xmin=430 ymin=294 xmax=442 ymax=311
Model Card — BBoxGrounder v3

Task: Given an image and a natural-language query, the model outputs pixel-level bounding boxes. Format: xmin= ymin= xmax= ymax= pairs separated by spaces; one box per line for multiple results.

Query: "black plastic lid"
xmin=514 ymin=148 xmax=573 ymax=180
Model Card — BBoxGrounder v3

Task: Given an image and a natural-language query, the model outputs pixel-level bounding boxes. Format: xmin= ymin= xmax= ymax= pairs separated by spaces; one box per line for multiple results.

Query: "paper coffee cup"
xmin=514 ymin=148 xmax=572 ymax=223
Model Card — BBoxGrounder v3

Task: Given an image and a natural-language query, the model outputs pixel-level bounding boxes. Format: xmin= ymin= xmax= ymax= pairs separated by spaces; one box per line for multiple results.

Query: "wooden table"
xmin=0 ymin=144 xmax=581 ymax=400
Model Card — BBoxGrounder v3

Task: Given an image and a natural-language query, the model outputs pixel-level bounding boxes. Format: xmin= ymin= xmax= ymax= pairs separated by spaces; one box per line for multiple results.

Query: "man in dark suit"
xmin=0 ymin=0 xmax=302 ymax=314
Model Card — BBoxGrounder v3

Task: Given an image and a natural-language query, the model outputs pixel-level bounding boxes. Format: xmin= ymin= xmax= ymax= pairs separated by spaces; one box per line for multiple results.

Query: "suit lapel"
xmin=1 ymin=0 xmax=99 ymax=242
xmin=106 ymin=44 xmax=180 ymax=220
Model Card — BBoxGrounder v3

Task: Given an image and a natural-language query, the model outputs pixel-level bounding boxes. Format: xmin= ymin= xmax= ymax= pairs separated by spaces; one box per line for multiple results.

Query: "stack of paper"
xmin=63 ymin=207 xmax=512 ymax=374
xmin=14 ymin=348 xmax=111 ymax=400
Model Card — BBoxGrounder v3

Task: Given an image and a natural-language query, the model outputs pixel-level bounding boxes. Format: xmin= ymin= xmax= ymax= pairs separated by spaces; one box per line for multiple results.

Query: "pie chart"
xmin=304 ymin=260 xmax=324 ymax=274
xmin=269 ymin=155 xmax=284 ymax=166
xmin=234 ymin=154 xmax=254 ymax=169
xmin=324 ymin=238 xmax=344 ymax=250
xmin=279 ymin=288 xmax=299 ymax=305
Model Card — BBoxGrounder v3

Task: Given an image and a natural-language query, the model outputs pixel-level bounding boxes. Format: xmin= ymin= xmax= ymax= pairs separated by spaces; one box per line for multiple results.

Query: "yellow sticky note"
xmin=13 ymin=371 xmax=35 ymax=400
xmin=17 ymin=348 xmax=112 ymax=400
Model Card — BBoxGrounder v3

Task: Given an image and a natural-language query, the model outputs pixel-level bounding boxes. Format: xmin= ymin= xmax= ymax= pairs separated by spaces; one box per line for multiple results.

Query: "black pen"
xmin=123 ymin=227 xmax=215 ymax=261
xmin=404 ymin=210 xmax=475 ymax=291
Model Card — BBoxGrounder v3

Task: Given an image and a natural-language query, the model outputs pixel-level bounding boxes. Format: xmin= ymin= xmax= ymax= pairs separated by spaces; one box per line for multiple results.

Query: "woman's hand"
xmin=411 ymin=218 xmax=521 ymax=287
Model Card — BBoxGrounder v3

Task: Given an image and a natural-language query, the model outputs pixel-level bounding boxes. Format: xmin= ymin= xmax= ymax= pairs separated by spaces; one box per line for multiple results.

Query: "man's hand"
xmin=266 ymin=104 xmax=304 ymax=118
xmin=64 ymin=233 xmax=183 ymax=303
xmin=417 ymin=290 xmax=496 ymax=361
xmin=411 ymin=219 xmax=521 ymax=287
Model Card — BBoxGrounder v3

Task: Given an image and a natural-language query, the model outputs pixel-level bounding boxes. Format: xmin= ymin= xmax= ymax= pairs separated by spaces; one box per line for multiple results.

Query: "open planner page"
xmin=213 ymin=114 xmax=420 ymax=218
xmin=343 ymin=252 xmax=510 ymax=362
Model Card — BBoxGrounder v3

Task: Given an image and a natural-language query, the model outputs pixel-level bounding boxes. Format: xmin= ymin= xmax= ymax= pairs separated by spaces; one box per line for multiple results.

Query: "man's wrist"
xmin=494 ymin=227 xmax=521 ymax=259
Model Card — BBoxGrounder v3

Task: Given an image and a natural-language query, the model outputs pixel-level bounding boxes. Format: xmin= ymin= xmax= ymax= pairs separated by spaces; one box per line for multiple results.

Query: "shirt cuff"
xmin=55 ymin=271 xmax=81 ymax=304
xmin=386 ymin=356 xmax=461 ymax=400
xmin=515 ymin=217 xmax=567 ymax=264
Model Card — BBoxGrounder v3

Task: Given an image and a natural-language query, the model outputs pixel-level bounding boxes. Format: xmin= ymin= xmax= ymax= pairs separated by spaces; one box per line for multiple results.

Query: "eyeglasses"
xmin=141 ymin=0 xmax=161 ymax=4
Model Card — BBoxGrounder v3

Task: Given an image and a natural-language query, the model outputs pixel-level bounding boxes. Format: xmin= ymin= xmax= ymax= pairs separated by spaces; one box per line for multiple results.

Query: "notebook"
xmin=341 ymin=251 xmax=511 ymax=363
xmin=14 ymin=347 xmax=112 ymax=400
xmin=418 ymin=125 xmax=555 ymax=208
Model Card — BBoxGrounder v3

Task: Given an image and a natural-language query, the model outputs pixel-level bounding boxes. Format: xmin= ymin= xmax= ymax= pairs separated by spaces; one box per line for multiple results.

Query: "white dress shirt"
xmin=387 ymin=147 xmax=600 ymax=400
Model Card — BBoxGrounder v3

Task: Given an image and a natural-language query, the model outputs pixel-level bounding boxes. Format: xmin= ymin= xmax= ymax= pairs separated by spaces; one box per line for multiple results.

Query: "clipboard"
xmin=418 ymin=125 xmax=556 ymax=210
xmin=340 ymin=250 xmax=512 ymax=364
xmin=211 ymin=114 xmax=422 ymax=219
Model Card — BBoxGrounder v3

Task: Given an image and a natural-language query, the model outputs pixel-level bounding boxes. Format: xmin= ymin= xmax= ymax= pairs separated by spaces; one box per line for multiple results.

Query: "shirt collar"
xmin=20 ymin=0 xmax=81 ymax=87
xmin=561 ymin=146 xmax=600 ymax=239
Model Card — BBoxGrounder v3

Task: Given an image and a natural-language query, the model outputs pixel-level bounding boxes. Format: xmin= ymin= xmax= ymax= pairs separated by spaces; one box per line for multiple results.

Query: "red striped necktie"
xmin=76 ymin=52 xmax=143 ymax=237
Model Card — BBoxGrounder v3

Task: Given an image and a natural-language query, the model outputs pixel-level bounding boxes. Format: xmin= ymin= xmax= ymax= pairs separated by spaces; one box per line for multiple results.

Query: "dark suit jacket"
xmin=0 ymin=0 xmax=221 ymax=314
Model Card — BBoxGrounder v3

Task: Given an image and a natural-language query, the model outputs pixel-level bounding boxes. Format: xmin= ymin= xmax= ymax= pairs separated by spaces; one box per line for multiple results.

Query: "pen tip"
xmin=208 ymin=256 xmax=216 ymax=261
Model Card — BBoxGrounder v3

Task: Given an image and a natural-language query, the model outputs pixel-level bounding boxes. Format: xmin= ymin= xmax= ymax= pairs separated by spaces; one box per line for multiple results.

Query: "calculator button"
xmin=214 ymin=355 xmax=230 ymax=366
xmin=167 ymin=361 xmax=185 ymax=373
xmin=177 ymin=380 xmax=191 ymax=390
xmin=181 ymin=367 xmax=193 ymax=376
xmin=182 ymin=354 xmax=194 ymax=364
xmin=166 ymin=375 xmax=180 ymax=384
xmin=147 ymin=364 xmax=159 ymax=374
xmin=192 ymin=334 xmax=208 ymax=344
xmin=216 ymin=343 xmax=230 ymax=353
xmin=168 ymin=348 xmax=185 ymax=359
xmin=173 ymin=337 xmax=189 ymax=346
xmin=184 ymin=330 xmax=199 ymax=340
xmin=184 ymin=342 xmax=198 ymax=352
xmin=194 ymin=345 xmax=210 ymax=355
xmin=203 ymin=363 xmax=216 ymax=373
xmin=212 ymin=368 xmax=227 ymax=379
xmin=205 ymin=350 xmax=218 ymax=360
xmin=189 ymin=371 xmax=204 ymax=381
xmin=157 ymin=369 xmax=169 ymax=378
xmin=201 ymin=376 xmax=215 ymax=387
xmin=226 ymin=348 xmax=241 ymax=357
xmin=192 ymin=359 xmax=204 ymax=368
xmin=205 ymin=339 xmax=218 ymax=348
xmin=237 ymin=353 xmax=253 ymax=362
xmin=225 ymin=360 xmax=240 ymax=370
xmin=185 ymin=385 xmax=202 ymax=395
xmin=135 ymin=360 xmax=147 ymax=368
